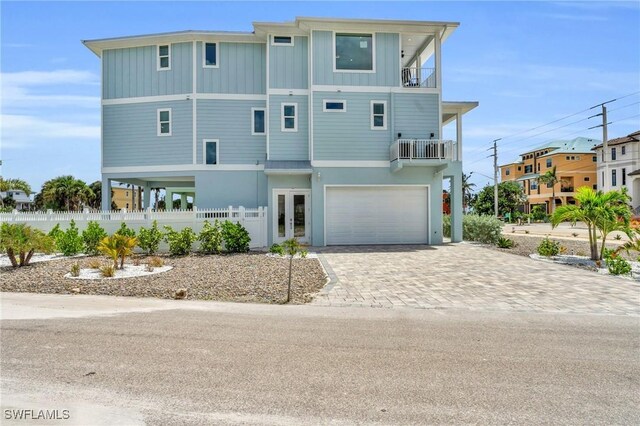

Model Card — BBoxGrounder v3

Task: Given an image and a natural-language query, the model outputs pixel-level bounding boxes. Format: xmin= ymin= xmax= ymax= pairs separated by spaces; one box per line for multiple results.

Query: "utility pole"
xmin=489 ymin=139 xmax=501 ymax=218
xmin=589 ymin=100 xmax=613 ymax=190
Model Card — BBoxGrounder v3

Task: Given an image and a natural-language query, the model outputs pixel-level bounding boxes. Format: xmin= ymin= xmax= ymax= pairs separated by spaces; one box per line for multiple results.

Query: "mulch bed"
xmin=0 ymin=253 xmax=327 ymax=304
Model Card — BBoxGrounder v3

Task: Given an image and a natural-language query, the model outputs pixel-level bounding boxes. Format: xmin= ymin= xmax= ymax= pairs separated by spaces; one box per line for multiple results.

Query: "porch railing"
xmin=390 ymin=139 xmax=456 ymax=162
xmin=401 ymin=67 xmax=436 ymax=88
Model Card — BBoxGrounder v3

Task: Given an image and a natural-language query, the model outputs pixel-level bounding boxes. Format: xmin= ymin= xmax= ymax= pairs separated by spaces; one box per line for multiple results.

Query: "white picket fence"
xmin=0 ymin=207 xmax=268 ymax=249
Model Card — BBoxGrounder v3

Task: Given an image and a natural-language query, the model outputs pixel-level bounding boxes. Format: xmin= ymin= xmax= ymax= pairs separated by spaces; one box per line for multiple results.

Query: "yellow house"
xmin=500 ymin=137 xmax=599 ymax=213
xmin=111 ymin=186 xmax=142 ymax=210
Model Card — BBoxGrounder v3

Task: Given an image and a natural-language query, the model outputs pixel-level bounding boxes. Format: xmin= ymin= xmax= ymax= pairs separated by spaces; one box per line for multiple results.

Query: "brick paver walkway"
xmin=312 ymin=243 xmax=640 ymax=316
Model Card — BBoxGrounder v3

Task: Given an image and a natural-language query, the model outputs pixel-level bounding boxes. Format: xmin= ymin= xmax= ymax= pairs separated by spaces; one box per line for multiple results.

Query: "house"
xmin=83 ymin=17 xmax=477 ymax=246
xmin=1 ymin=190 xmax=33 ymax=211
xmin=592 ymin=130 xmax=640 ymax=212
xmin=111 ymin=186 xmax=143 ymax=210
xmin=500 ymin=137 xmax=599 ymax=213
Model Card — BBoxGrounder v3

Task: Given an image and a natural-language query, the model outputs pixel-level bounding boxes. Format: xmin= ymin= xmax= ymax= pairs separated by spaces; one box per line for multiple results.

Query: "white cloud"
xmin=1 ymin=69 xmax=99 ymax=86
xmin=0 ymin=114 xmax=100 ymax=149
xmin=1 ymin=86 xmax=100 ymax=109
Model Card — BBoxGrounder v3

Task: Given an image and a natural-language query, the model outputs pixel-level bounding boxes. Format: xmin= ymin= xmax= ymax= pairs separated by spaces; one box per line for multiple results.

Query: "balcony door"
xmin=273 ymin=189 xmax=311 ymax=245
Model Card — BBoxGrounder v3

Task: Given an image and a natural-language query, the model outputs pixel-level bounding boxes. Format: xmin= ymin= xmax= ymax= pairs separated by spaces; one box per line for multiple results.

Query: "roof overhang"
xmin=442 ymin=101 xmax=479 ymax=126
xmin=516 ymin=173 xmax=540 ymax=182
xmin=264 ymin=160 xmax=313 ymax=176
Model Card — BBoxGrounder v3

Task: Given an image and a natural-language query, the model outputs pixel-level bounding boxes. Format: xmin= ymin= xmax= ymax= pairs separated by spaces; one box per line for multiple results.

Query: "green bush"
xmin=603 ymin=249 xmax=632 ymax=276
xmin=115 ymin=222 xmax=136 ymax=238
xmin=269 ymin=243 xmax=285 ymax=256
xmin=48 ymin=224 xmax=64 ymax=248
xmin=82 ymin=221 xmax=107 ymax=255
xmin=531 ymin=205 xmax=548 ymax=222
xmin=497 ymin=236 xmax=514 ymax=249
xmin=221 ymin=221 xmax=251 ymax=253
xmin=442 ymin=215 xmax=451 ymax=238
xmin=138 ymin=220 xmax=163 ymax=255
xmin=163 ymin=226 xmax=196 ymax=256
xmin=57 ymin=220 xmax=84 ymax=256
xmin=0 ymin=223 xmax=55 ymax=267
xmin=198 ymin=220 xmax=223 ymax=254
xmin=537 ymin=237 xmax=560 ymax=257
xmin=462 ymin=215 xmax=502 ymax=244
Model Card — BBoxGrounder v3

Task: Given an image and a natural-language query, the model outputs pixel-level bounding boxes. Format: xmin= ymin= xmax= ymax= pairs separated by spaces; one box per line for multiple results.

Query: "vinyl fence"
xmin=0 ymin=207 xmax=268 ymax=249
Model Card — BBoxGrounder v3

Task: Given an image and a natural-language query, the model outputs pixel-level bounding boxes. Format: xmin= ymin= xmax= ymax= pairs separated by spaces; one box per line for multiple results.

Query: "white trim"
xmin=323 ymin=184 xmax=431 ymax=246
xmin=332 ymin=31 xmax=376 ymax=74
xmin=197 ymin=93 xmax=267 ymax=101
xmin=102 ymin=93 xmax=267 ymax=105
xmin=203 ymin=139 xmax=220 ymax=165
xmin=281 ymin=102 xmax=298 ymax=132
xmin=311 ymin=85 xmax=438 ymax=94
xmin=322 ymin=99 xmax=347 ymax=112
xmin=157 ymin=44 xmax=171 ymax=71
xmin=192 ymin=41 xmax=197 ymax=164
xmin=157 ymin=108 xmax=172 ymax=136
xmin=271 ymin=35 xmax=294 ymax=46
xmin=251 ymin=107 xmax=266 ymax=135
xmin=202 ymin=41 xmax=219 ymax=68
xmin=309 ymin=30 xmax=314 ymax=162
xmin=370 ymin=100 xmax=387 ymax=130
xmin=102 ymin=164 xmax=264 ymax=174
xmin=100 ymin=48 xmax=104 ymax=170
xmin=268 ymin=88 xmax=309 ymax=96
xmin=266 ymin=35 xmax=270 ymax=160
xmin=312 ymin=160 xmax=390 ymax=168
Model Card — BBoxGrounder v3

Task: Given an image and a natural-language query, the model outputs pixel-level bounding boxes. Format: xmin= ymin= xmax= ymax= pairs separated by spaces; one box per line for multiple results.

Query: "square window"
xmin=158 ymin=45 xmax=170 ymax=70
xmin=252 ymin=108 xmax=265 ymax=135
xmin=204 ymin=140 xmax=218 ymax=165
xmin=335 ymin=33 xmax=373 ymax=71
xmin=204 ymin=42 xmax=217 ymax=67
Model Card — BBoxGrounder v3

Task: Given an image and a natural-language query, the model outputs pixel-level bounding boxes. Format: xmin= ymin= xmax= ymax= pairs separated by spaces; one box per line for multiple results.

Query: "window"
xmin=371 ymin=101 xmax=387 ymax=130
xmin=546 ymin=159 xmax=552 ymax=168
xmin=157 ymin=109 xmax=171 ymax=136
xmin=611 ymin=147 xmax=617 ymax=161
xmin=612 ymin=169 xmax=617 ymax=187
xmin=565 ymin=156 xmax=569 ymax=160
xmin=126 ymin=203 xmax=129 ymax=209
xmin=203 ymin=42 xmax=217 ymax=67
xmin=524 ymin=165 xmax=533 ymax=173
xmin=323 ymin=100 xmax=347 ymax=112
xmin=593 ymin=156 xmax=597 ymax=162
xmin=203 ymin=140 xmax=219 ymax=165
xmin=622 ymin=145 xmax=626 ymax=155
xmin=593 ymin=184 xmax=597 ymax=190
xmin=584 ymin=177 xmax=590 ymax=182
xmin=505 ymin=169 xmax=510 ymax=176
xmin=517 ymin=166 xmax=522 ymax=171
xmin=335 ymin=33 xmax=374 ymax=71
xmin=547 ymin=182 xmax=553 ymax=188
xmin=601 ymin=151 xmax=604 ymax=162
xmin=251 ymin=108 xmax=265 ymax=135
xmin=272 ymin=36 xmax=293 ymax=46
xmin=622 ymin=168 xmax=626 ymax=186
xmin=157 ymin=45 xmax=170 ymax=70
xmin=281 ymin=103 xmax=297 ymax=132
xmin=530 ymin=180 xmax=538 ymax=190
xmin=125 ymin=191 xmax=129 ymax=197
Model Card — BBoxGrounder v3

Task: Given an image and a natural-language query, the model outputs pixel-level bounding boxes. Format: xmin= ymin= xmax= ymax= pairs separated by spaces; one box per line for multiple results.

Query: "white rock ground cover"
xmin=529 ymin=253 xmax=640 ymax=281
xmin=0 ymin=253 xmax=85 ymax=268
xmin=65 ymin=264 xmax=173 ymax=280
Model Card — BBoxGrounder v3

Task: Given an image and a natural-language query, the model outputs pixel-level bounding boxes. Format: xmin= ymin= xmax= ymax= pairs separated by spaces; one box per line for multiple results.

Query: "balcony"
xmin=560 ymin=186 xmax=574 ymax=193
xmin=401 ymin=67 xmax=436 ymax=88
xmin=390 ymin=139 xmax=456 ymax=172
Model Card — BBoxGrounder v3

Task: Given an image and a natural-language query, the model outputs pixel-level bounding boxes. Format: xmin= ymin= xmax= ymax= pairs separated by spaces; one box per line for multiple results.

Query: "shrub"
xmin=100 ymin=264 xmax=116 ymax=278
xmin=97 ymin=234 xmax=138 ymax=269
xmin=0 ymin=223 xmax=55 ymax=267
xmin=442 ymin=215 xmax=451 ymax=238
xmin=138 ymin=220 xmax=163 ymax=255
xmin=281 ymin=238 xmax=305 ymax=303
xmin=269 ymin=243 xmax=285 ymax=256
xmin=148 ymin=256 xmax=164 ymax=267
xmin=57 ymin=220 xmax=84 ymax=256
xmin=163 ymin=226 xmax=196 ymax=256
xmin=82 ymin=221 xmax=107 ymax=255
xmin=70 ymin=262 xmax=81 ymax=277
xmin=48 ymin=224 xmax=64 ymax=248
xmin=604 ymin=248 xmax=632 ymax=276
xmin=87 ymin=258 xmax=102 ymax=269
xmin=531 ymin=205 xmax=548 ymax=222
xmin=462 ymin=215 xmax=502 ymax=244
xmin=115 ymin=222 xmax=136 ymax=238
xmin=198 ymin=220 xmax=223 ymax=254
xmin=537 ymin=237 xmax=560 ymax=257
xmin=221 ymin=221 xmax=251 ymax=253
xmin=496 ymin=236 xmax=514 ymax=249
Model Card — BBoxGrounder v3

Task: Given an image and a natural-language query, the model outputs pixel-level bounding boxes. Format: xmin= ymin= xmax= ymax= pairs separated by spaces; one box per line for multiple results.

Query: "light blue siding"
xmin=103 ymin=43 xmax=192 ymax=99
xmin=313 ymin=91 xmax=391 ymax=161
xmin=196 ymin=99 xmax=267 ymax=164
xmin=268 ymin=95 xmax=309 ymax=161
xmin=394 ymin=93 xmax=440 ymax=139
xmin=103 ymin=101 xmax=192 ymax=167
xmin=269 ymin=36 xmax=308 ymax=89
xmin=312 ymin=31 xmax=400 ymax=86
xmin=196 ymin=42 xmax=266 ymax=94
xmin=195 ymin=171 xmax=267 ymax=208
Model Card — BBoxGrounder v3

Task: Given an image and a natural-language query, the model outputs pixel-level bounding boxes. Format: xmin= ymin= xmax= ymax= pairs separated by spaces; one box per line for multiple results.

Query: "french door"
xmin=273 ymin=189 xmax=311 ymax=244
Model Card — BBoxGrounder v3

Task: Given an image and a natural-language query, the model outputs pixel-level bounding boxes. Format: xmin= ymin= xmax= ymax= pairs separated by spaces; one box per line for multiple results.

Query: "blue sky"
xmin=1 ymin=1 xmax=639 ymax=192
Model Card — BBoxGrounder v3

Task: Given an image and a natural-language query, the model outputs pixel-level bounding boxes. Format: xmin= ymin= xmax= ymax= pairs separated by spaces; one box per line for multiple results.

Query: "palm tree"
xmin=537 ymin=166 xmax=563 ymax=214
xmin=462 ymin=173 xmax=476 ymax=212
xmin=42 ymin=175 xmax=94 ymax=211
xmin=551 ymin=187 xmax=631 ymax=260
xmin=0 ymin=177 xmax=31 ymax=194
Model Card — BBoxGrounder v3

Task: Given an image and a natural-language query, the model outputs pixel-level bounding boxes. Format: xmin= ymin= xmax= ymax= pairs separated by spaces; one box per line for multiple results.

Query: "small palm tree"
xmin=281 ymin=238 xmax=306 ymax=303
xmin=462 ymin=173 xmax=476 ymax=212
xmin=537 ymin=166 xmax=563 ymax=214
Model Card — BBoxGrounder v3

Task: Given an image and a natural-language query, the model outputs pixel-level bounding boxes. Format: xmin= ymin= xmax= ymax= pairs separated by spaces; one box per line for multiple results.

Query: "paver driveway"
xmin=312 ymin=243 xmax=640 ymax=316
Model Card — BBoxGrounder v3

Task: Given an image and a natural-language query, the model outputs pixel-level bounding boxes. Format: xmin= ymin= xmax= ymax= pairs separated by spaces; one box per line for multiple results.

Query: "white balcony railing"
xmin=401 ymin=67 xmax=436 ymax=88
xmin=390 ymin=139 xmax=456 ymax=162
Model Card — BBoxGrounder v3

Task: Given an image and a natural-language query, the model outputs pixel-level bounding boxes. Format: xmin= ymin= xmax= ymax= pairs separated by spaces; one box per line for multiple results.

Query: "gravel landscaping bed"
xmin=0 ymin=254 xmax=327 ymax=304
xmin=488 ymin=234 xmax=628 ymax=259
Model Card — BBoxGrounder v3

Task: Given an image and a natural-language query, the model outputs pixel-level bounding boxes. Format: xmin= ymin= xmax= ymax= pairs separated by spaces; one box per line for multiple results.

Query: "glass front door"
xmin=273 ymin=190 xmax=310 ymax=244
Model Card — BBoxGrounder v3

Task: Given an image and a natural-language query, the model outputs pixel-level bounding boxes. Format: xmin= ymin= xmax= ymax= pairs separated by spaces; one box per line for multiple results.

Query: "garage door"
xmin=325 ymin=186 xmax=429 ymax=245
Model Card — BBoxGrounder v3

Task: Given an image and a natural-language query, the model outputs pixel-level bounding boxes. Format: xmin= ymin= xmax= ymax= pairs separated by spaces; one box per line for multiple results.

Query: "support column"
xmin=165 ymin=190 xmax=173 ymax=210
xmin=101 ymin=177 xmax=111 ymax=211
xmin=449 ymin=174 xmax=463 ymax=243
xmin=456 ymin=112 xmax=463 ymax=161
xmin=180 ymin=193 xmax=187 ymax=210
xmin=143 ymin=183 xmax=151 ymax=210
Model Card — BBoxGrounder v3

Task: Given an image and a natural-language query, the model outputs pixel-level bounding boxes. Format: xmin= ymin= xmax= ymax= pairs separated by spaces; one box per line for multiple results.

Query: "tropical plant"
xmin=163 ymin=226 xmax=196 ymax=256
xmin=537 ymin=166 xmax=564 ymax=214
xmin=471 ymin=181 xmax=527 ymax=217
xmin=496 ymin=236 xmax=514 ymax=249
xmin=221 ymin=221 xmax=251 ymax=253
xmin=82 ymin=221 xmax=107 ymax=255
xmin=462 ymin=172 xmax=476 ymax=212
xmin=281 ymin=238 xmax=307 ymax=303
xmin=147 ymin=256 xmax=164 ymax=267
xmin=48 ymin=224 xmax=64 ymax=248
xmin=99 ymin=264 xmax=116 ymax=277
xmin=198 ymin=220 xmax=223 ymax=254
xmin=603 ymin=248 xmax=632 ymax=276
xmin=551 ymin=187 xmax=632 ymax=260
xmin=0 ymin=177 xmax=32 ymax=194
xmin=137 ymin=220 xmax=163 ymax=254
xmin=530 ymin=205 xmax=548 ymax=222
xmin=0 ymin=223 xmax=55 ymax=267
xmin=70 ymin=262 xmax=81 ymax=277
xmin=41 ymin=175 xmax=95 ymax=211
xmin=115 ymin=222 xmax=136 ymax=238
xmin=269 ymin=243 xmax=285 ymax=256
xmin=97 ymin=234 xmax=138 ymax=269
xmin=87 ymin=180 xmax=117 ymax=210
xmin=57 ymin=220 xmax=84 ymax=256
xmin=537 ymin=237 xmax=560 ymax=257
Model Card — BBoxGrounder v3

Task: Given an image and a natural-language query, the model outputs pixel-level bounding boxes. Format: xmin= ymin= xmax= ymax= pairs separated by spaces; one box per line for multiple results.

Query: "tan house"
xmin=111 ymin=186 xmax=142 ymax=211
xmin=500 ymin=137 xmax=599 ymax=213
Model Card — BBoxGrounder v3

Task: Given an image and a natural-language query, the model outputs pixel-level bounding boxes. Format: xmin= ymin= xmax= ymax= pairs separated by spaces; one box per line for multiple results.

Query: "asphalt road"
xmin=1 ymin=294 xmax=639 ymax=425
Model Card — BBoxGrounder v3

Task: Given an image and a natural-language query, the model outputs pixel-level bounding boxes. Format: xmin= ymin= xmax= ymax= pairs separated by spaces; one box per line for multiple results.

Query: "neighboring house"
xmin=83 ymin=17 xmax=477 ymax=246
xmin=111 ymin=186 xmax=143 ymax=210
xmin=592 ymin=130 xmax=640 ymax=211
xmin=500 ymin=137 xmax=599 ymax=214
xmin=1 ymin=190 xmax=33 ymax=211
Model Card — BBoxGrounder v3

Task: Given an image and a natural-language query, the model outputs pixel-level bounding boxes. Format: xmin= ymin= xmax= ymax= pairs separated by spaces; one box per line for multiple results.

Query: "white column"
xmin=434 ymin=31 xmax=442 ymax=90
xmin=180 ymin=193 xmax=187 ymax=210
xmin=101 ymin=177 xmax=111 ymax=211
xmin=456 ymin=112 xmax=463 ymax=161
xmin=143 ymin=184 xmax=151 ymax=210
xmin=165 ymin=190 xmax=173 ymax=210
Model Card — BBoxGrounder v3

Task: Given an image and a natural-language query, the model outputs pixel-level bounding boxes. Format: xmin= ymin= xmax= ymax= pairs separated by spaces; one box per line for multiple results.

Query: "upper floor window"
xmin=622 ymin=168 xmax=627 ymax=186
xmin=593 ymin=155 xmax=597 ymax=162
xmin=204 ymin=139 xmax=219 ymax=165
xmin=157 ymin=45 xmax=171 ymax=70
xmin=323 ymin=100 xmax=347 ymax=112
xmin=203 ymin=42 xmax=217 ymax=68
xmin=252 ymin=108 xmax=265 ymax=135
xmin=612 ymin=169 xmax=617 ymax=186
xmin=157 ymin=108 xmax=171 ymax=136
xmin=524 ymin=165 xmax=533 ymax=173
xmin=611 ymin=147 xmax=617 ymax=161
xmin=622 ymin=145 xmax=626 ymax=155
xmin=546 ymin=159 xmax=552 ymax=168
xmin=335 ymin=33 xmax=374 ymax=72
xmin=505 ymin=169 xmax=510 ymax=176
xmin=530 ymin=180 xmax=538 ymax=190
xmin=371 ymin=101 xmax=387 ymax=130
xmin=272 ymin=36 xmax=293 ymax=46
xmin=584 ymin=177 xmax=590 ymax=182
xmin=281 ymin=103 xmax=297 ymax=132
xmin=517 ymin=166 xmax=522 ymax=171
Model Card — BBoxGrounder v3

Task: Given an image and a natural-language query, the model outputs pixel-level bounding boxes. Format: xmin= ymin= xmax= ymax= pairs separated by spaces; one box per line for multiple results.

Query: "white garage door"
xmin=325 ymin=186 xmax=429 ymax=245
